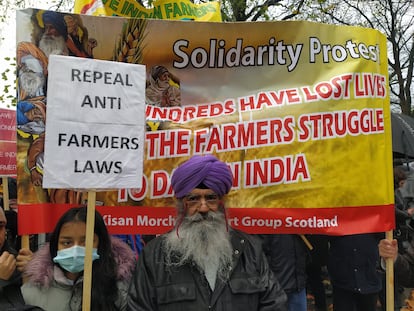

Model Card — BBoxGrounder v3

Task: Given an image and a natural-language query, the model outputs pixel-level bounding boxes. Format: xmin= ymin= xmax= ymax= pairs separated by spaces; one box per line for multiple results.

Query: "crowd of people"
xmin=1 ymin=156 xmax=413 ymax=311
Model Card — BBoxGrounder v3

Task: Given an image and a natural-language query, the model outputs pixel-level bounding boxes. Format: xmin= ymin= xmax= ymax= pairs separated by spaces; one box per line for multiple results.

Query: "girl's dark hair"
xmin=49 ymin=206 xmax=118 ymax=311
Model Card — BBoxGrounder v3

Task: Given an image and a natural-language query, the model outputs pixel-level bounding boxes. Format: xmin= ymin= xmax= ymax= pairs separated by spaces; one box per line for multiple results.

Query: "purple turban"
xmin=171 ymin=155 xmax=233 ymax=198
xmin=42 ymin=11 xmax=68 ymax=39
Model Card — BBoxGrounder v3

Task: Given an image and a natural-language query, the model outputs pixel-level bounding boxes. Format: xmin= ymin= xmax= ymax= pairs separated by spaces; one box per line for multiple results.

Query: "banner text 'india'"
xmin=16 ymin=9 xmax=394 ymax=236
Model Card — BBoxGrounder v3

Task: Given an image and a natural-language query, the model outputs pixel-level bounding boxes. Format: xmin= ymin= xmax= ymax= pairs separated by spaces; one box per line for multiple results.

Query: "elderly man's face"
xmin=159 ymin=71 xmax=170 ymax=82
xmin=166 ymin=187 xmax=231 ymax=282
xmin=44 ymin=23 xmax=61 ymax=37
xmin=19 ymin=56 xmax=45 ymax=98
xmin=38 ymin=24 xmax=68 ymax=57
xmin=183 ymin=188 xmax=220 ymax=216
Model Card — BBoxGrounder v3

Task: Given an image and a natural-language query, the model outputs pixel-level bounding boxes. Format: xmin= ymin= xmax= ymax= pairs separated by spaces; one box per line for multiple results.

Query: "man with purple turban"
xmin=127 ymin=155 xmax=288 ymax=311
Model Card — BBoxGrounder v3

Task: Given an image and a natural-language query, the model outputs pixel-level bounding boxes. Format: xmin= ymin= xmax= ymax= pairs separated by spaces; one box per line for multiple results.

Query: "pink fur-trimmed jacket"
xmin=21 ymin=237 xmax=136 ymax=311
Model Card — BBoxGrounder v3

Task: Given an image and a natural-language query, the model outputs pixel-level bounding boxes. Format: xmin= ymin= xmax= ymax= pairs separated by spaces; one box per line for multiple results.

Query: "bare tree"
xmin=220 ymin=0 xmax=306 ymax=21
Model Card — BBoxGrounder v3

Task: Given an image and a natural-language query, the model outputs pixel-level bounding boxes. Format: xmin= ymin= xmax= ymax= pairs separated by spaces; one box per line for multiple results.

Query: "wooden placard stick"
xmin=385 ymin=230 xmax=394 ymax=311
xmin=2 ymin=177 xmax=9 ymax=211
xmin=300 ymin=234 xmax=313 ymax=250
xmin=82 ymin=190 xmax=96 ymax=311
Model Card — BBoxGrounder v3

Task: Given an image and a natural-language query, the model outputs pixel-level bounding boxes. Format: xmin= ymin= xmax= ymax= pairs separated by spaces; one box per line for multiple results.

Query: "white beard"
xmin=19 ymin=71 xmax=45 ymax=97
xmin=156 ymin=79 xmax=170 ymax=90
xmin=39 ymin=34 xmax=67 ymax=57
xmin=163 ymin=211 xmax=233 ymax=289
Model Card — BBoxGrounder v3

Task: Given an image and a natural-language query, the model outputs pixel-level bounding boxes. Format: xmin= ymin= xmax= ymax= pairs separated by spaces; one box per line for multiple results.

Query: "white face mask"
xmin=53 ymin=245 xmax=100 ymax=273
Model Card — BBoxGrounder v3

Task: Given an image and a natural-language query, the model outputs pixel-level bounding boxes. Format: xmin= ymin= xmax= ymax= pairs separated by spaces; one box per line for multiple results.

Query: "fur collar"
xmin=24 ymin=236 xmax=136 ymax=287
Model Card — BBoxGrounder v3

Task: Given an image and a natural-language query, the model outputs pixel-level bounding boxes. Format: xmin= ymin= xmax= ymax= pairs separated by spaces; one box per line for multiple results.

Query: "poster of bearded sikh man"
xmin=16 ymin=11 xmax=98 ymax=204
xmin=31 ymin=11 xmax=69 ymax=57
xmin=16 ymin=40 xmax=49 ymax=203
xmin=30 ymin=11 xmax=98 ymax=59
xmin=16 ymin=41 xmax=47 ymax=136
xmin=146 ymin=65 xmax=181 ymax=107
xmin=16 ymin=42 xmax=48 ymax=102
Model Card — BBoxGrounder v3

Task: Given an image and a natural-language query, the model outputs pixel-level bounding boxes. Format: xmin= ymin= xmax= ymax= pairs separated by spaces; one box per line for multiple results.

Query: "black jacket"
xmin=127 ymin=229 xmax=287 ymax=311
xmin=327 ymin=234 xmax=382 ymax=294
xmin=394 ymin=238 xmax=414 ymax=288
xmin=262 ymin=234 xmax=308 ymax=293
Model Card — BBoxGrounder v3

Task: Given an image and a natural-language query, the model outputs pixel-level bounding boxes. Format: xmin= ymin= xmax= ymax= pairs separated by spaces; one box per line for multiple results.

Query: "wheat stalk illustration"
xmin=112 ymin=18 xmax=148 ymax=64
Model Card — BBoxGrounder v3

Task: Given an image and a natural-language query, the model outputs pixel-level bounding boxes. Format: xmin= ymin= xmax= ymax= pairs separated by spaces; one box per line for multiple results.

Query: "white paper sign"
xmin=43 ymin=55 xmax=146 ymax=189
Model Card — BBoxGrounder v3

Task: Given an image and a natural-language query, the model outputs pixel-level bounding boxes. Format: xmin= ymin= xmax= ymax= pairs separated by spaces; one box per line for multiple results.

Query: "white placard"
xmin=43 ymin=55 xmax=146 ymax=189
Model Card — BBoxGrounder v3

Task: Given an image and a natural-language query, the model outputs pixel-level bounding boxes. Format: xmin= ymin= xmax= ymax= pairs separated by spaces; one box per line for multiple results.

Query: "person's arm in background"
xmin=379 ymin=238 xmax=414 ymax=288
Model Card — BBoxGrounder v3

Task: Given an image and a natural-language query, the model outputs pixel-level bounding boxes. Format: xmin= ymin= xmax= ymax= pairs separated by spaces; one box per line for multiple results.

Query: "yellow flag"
xmin=74 ymin=0 xmax=222 ymax=21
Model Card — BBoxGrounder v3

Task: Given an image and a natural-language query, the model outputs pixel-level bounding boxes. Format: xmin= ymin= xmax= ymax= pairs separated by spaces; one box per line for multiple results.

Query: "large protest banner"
xmin=16 ymin=9 xmax=394 ymax=236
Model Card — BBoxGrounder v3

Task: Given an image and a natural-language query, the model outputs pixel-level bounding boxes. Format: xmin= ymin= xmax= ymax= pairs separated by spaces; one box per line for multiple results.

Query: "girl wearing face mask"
xmin=21 ymin=206 xmax=135 ymax=311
